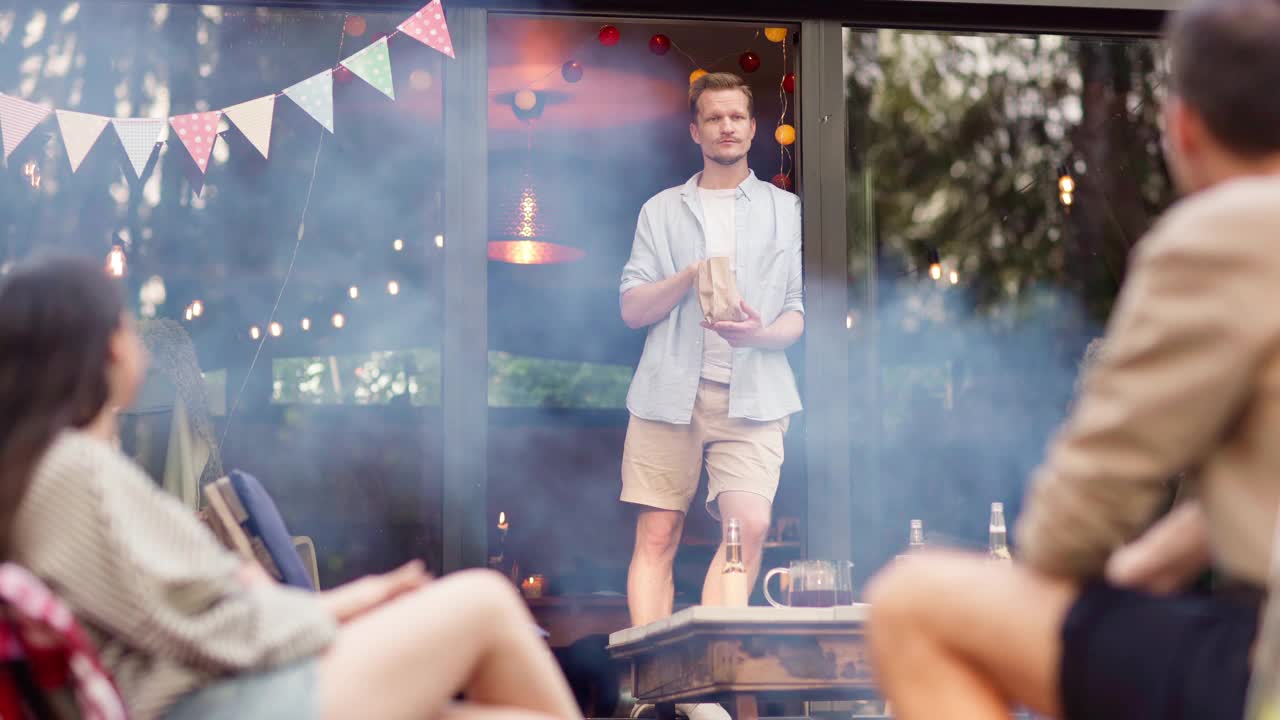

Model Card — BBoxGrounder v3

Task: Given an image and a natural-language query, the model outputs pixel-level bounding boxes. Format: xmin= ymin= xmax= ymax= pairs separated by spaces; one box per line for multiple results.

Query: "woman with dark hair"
xmin=0 ymin=257 xmax=581 ymax=720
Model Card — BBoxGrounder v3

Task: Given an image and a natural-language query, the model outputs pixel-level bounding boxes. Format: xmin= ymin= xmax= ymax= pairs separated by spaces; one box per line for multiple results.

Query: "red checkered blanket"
xmin=0 ymin=563 xmax=126 ymax=720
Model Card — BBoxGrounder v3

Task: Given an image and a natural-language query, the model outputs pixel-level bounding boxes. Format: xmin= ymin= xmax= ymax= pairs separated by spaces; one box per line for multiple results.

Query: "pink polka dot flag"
xmin=398 ymin=0 xmax=455 ymax=59
xmin=168 ymin=110 xmax=222 ymax=174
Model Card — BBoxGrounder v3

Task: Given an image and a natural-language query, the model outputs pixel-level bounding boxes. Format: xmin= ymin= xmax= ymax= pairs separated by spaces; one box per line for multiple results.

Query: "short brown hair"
xmin=689 ymin=72 xmax=753 ymax=122
xmin=1167 ymin=0 xmax=1280 ymax=154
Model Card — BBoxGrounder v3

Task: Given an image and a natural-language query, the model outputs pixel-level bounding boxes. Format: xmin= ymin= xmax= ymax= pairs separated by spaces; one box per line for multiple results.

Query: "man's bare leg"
xmin=701 ymin=491 xmax=772 ymax=605
xmin=627 ymin=508 xmax=686 ymax=626
xmin=865 ymin=552 xmax=1076 ymax=720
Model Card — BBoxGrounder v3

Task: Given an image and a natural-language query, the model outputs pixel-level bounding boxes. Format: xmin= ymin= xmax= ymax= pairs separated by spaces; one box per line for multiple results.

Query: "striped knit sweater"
xmin=10 ymin=430 xmax=336 ymax=720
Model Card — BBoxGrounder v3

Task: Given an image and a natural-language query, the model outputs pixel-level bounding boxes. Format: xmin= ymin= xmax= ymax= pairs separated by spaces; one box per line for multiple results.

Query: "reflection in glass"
xmin=844 ymin=28 xmax=1170 ymax=573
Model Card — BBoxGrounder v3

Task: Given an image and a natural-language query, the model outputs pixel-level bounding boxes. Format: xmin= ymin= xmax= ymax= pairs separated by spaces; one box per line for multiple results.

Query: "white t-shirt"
xmin=699 ymin=187 xmax=737 ymax=383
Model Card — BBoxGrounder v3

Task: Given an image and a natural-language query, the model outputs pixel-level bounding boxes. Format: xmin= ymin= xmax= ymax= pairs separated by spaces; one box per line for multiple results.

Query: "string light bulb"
xmin=949 ymin=270 xmax=959 ymax=285
xmin=184 ymin=307 xmax=193 ymax=321
xmin=268 ymin=321 xmax=282 ymax=337
xmin=387 ymin=280 xmax=400 ymax=296
xmin=930 ymin=263 xmax=942 ymax=281
xmin=1058 ymin=174 xmax=1076 ymax=194
xmin=106 ymin=245 xmax=126 ymax=277
xmin=190 ymin=300 xmax=203 ymax=317
xmin=393 ymin=238 xmax=404 ymax=252
xmin=1060 ymin=191 xmax=1074 ymax=207
xmin=332 ymin=313 xmax=346 ymax=329
xmin=348 ymin=285 xmax=359 ymax=300
xmin=249 ymin=325 xmax=261 ymax=340
xmin=301 ymin=317 xmax=311 ymax=331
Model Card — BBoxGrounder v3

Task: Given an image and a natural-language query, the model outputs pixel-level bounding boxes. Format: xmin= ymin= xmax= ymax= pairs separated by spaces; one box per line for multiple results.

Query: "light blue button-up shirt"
xmin=620 ymin=171 xmax=804 ymax=423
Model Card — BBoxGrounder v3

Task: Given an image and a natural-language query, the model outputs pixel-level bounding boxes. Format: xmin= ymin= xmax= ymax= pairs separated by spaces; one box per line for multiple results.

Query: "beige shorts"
xmin=621 ymin=379 xmax=790 ymax=519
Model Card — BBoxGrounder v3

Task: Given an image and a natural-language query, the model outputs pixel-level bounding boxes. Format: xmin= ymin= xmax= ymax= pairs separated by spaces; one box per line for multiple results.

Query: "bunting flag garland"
xmin=399 ymin=0 xmax=455 ymax=59
xmin=168 ymin=111 xmax=222 ymax=174
xmin=111 ymin=118 xmax=166 ymax=178
xmin=5 ymin=0 xmax=453 ymax=184
xmin=223 ymin=95 xmax=276 ymax=159
xmin=55 ymin=110 xmax=110 ymax=173
xmin=0 ymin=94 xmax=52 ymax=162
xmin=341 ymin=38 xmax=396 ymax=99
xmin=284 ymin=70 xmax=335 ymax=133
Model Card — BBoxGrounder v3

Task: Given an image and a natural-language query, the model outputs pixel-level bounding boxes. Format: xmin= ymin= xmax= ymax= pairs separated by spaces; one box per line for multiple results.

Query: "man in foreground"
xmin=866 ymin=1 xmax=1280 ymax=717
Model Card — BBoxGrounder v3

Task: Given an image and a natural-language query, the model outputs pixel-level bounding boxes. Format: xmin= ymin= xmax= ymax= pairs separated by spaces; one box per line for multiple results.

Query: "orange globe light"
xmin=514 ymin=90 xmax=537 ymax=111
xmin=344 ymin=15 xmax=367 ymax=37
xmin=775 ymin=124 xmax=796 ymax=146
xmin=689 ymin=69 xmax=708 ymax=85
xmin=764 ymin=27 xmax=788 ymax=43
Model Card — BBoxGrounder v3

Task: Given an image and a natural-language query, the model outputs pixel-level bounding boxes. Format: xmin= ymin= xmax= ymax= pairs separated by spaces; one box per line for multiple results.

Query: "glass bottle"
xmin=722 ymin=518 xmax=749 ymax=606
xmin=989 ymin=502 xmax=1012 ymax=561
xmin=908 ymin=518 xmax=926 ymax=552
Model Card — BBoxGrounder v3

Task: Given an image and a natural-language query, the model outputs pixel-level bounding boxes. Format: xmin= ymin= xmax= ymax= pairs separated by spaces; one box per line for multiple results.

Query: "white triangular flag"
xmin=111 ymin=118 xmax=166 ymax=178
xmin=283 ymin=71 xmax=334 ymax=133
xmin=55 ymin=110 xmax=110 ymax=172
xmin=0 ymin=93 xmax=52 ymax=162
xmin=223 ymin=95 xmax=275 ymax=159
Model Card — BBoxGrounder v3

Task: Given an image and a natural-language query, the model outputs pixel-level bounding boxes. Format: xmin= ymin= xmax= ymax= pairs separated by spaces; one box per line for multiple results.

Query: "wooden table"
xmin=608 ymin=605 xmax=876 ymax=720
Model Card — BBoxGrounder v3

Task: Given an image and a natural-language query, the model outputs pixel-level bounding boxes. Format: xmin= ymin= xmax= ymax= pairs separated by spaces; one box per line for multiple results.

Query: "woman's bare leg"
xmin=319 ymin=569 xmax=582 ymax=720
xmin=435 ymin=702 xmax=562 ymax=720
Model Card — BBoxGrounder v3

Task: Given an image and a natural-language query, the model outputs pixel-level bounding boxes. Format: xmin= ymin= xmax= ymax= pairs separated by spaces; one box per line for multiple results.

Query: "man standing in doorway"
xmin=618 ymin=72 xmax=804 ymax=717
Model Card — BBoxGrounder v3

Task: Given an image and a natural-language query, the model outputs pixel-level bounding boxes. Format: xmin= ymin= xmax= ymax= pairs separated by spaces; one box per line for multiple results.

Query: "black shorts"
xmin=1060 ymin=582 xmax=1260 ymax=720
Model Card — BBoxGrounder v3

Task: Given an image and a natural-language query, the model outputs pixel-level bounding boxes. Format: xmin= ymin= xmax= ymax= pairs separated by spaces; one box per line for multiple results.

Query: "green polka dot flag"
xmin=340 ymin=38 xmax=396 ymax=101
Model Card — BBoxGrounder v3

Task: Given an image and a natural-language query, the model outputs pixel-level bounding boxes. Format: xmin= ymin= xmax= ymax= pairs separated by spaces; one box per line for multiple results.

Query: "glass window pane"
xmin=844 ymin=28 xmax=1169 ymax=573
xmin=1 ymin=1 xmax=446 ymax=586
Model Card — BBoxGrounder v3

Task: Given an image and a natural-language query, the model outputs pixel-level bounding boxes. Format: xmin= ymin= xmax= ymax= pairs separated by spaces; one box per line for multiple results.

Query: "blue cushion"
xmin=227 ymin=470 xmax=314 ymax=591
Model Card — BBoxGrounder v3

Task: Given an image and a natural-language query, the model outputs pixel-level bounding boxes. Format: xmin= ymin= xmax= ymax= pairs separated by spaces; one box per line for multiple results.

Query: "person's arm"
xmin=1105 ymin=500 xmax=1211 ymax=594
xmin=621 ymin=264 xmax=700 ymax=330
xmin=619 ymin=203 xmax=700 ymax=329
xmin=319 ymin=561 xmax=429 ymax=623
xmin=1015 ymin=199 xmax=1280 ymax=580
xmin=17 ymin=439 xmax=336 ymax=672
xmin=704 ymin=303 xmax=804 ymax=350
xmin=703 ymin=196 xmax=805 ymax=350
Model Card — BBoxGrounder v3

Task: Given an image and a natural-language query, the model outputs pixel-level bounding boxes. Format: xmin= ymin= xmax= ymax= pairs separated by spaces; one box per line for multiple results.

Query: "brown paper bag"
xmin=697 ymin=257 xmax=745 ymax=324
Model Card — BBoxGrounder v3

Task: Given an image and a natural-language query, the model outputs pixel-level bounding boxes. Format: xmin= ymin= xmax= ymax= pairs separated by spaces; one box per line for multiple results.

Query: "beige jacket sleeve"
xmin=1015 ymin=187 xmax=1280 ymax=579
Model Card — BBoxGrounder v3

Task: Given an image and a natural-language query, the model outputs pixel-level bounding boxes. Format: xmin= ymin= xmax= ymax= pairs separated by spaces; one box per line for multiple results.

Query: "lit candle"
xmin=521 ymin=574 xmax=545 ymax=599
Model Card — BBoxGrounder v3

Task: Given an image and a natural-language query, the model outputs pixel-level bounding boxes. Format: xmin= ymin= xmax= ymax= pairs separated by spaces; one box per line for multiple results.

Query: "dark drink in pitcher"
xmin=789 ymin=589 xmax=837 ymax=607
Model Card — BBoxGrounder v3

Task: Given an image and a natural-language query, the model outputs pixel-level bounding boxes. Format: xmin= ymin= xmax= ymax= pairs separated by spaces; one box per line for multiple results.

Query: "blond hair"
xmin=689 ymin=72 xmax=754 ymax=121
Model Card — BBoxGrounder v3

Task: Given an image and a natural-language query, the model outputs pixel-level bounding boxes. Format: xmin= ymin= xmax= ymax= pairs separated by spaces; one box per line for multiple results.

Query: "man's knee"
xmin=735 ymin=508 xmax=771 ymax=551
xmin=635 ymin=511 xmax=684 ymax=560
